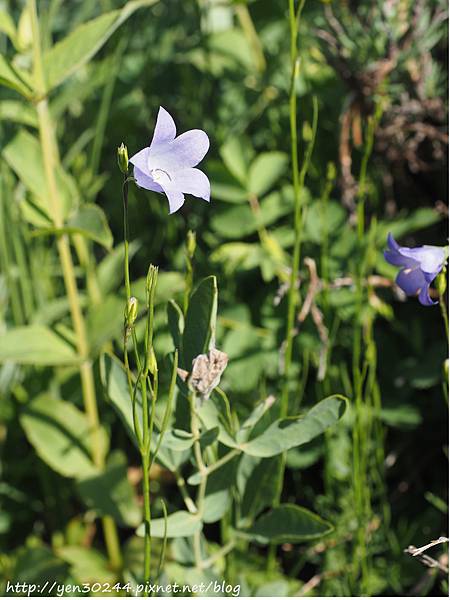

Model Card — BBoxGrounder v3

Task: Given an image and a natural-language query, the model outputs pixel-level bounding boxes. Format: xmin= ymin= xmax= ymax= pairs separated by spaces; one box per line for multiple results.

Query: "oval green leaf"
xmin=136 ymin=510 xmax=202 ymax=539
xmin=0 ymin=325 xmax=78 ymax=365
xmin=240 ymin=395 xmax=347 ymax=457
xmin=240 ymin=503 xmax=333 ymax=544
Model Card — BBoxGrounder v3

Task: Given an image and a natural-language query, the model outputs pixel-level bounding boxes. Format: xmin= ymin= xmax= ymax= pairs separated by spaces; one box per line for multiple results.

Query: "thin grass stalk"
xmin=29 ymin=0 xmax=122 ymax=573
xmin=350 ymin=106 xmax=382 ymax=593
xmin=0 ymin=172 xmax=24 ymax=325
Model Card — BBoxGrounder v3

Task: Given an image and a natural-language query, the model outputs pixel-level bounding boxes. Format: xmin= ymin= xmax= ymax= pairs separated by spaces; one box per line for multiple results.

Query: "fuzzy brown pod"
xmin=178 ymin=348 xmax=228 ymax=402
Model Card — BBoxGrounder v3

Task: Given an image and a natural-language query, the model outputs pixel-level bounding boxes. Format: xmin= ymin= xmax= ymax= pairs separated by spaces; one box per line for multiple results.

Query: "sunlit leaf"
xmin=136 ymin=511 xmax=202 ymax=538
xmin=20 ymin=394 xmax=108 ymax=478
xmin=0 ymin=325 xmax=78 ymax=366
xmin=43 ymin=0 xmax=158 ymax=90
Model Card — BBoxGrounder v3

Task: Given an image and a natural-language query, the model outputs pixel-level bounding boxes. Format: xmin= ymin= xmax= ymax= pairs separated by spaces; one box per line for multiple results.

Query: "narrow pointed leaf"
xmin=182 ymin=276 xmax=218 ymax=369
xmin=0 ymin=55 xmax=33 ymax=97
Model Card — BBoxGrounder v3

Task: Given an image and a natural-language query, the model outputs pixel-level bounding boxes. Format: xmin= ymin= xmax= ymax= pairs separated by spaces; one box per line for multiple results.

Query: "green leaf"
xmin=237 ymin=396 xmax=276 ymax=443
xmin=167 ymin=299 xmax=184 ymax=350
xmin=240 ymin=396 xmax=347 ymax=457
xmin=240 ymin=503 xmax=333 ymax=544
xmin=57 ymin=546 xmax=115 ymax=585
xmin=237 ymin=455 xmax=281 ymax=522
xmin=380 ymin=405 xmax=422 ymax=428
xmin=35 ymin=205 xmax=113 ymax=248
xmin=77 ymin=450 xmax=141 ymax=527
xmin=211 ymin=242 xmax=262 ymax=274
xmin=87 ymin=294 xmax=123 ymax=353
xmin=0 ymin=99 xmax=38 ymax=127
xmin=20 ymin=394 xmax=108 ymax=479
xmin=211 ymin=187 xmax=296 ymax=240
xmin=12 ymin=546 xmax=69 ymax=585
xmin=377 ymin=208 xmax=442 ymax=244
xmin=136 ymin=511 xmax=202 ymax=539
xmin=220 ymin=137 xmax=250 ymax=185
xmin=182 ymin=276 xmax=218 ymax=369
xmin=132 ymin=272 xmax=185 ymax=305
xmin=161 ymin=429 xmax=194 ymax=452
xmin=0 ymin=55 xmax=33 ymax=97
xmin=67 ymin=204 xmax=113 ymax=248
xmin=248 ymin=152 xmax=288 ymax=197
xmin=43 ymin=0 xmax=157 ymax=90
xmin=198 ymin=397 xmax=239 ymax=449
xmin=97 ymin=241 xmax=140 ymax=296
xmin=3 ymin=130 xmax=76 ymax=222
xmin=0 ymin=10 xmax=17 ymax=44
xmin=211 ymin=204 xmax=255 ymax=239
xmin=209 ymin=161 xmax=248 ymax=204
xmin=203 ymin=455 xmax=239 ymax=523
xmin=99 ymin=354 xmax=176 ymax=470
xmin=0 ymin=325 xmax=78 ymax=366
xmin=304 ymin=200 xmax=346 ymax=244
xmin=99 ymin=353 xmax=142 ymax=447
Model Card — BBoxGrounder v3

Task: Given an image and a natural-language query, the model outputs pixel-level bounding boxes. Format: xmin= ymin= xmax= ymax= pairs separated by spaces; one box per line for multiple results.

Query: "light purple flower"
xmin=129 ymin=107 xmax=210 ymax=214
xmin=384 ymin=233 xmax=445 ymax=306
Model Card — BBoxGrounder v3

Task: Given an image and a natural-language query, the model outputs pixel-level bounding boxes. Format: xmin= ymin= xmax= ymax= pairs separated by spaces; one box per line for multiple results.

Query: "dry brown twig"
xmin=404 ymin=536 xmax=449 ymax=575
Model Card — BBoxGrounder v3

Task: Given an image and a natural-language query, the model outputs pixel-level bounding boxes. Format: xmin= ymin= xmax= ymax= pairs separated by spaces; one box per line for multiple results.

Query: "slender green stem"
xmin=123 ymin=177 xmax=131 ymax=303
xmin=141 ymin=452 xmax=152 ymax=590
xmin=439 ymin=294 xmax=449 ymax=342
xmin=201 ymin=540 xmax=236 ymax=570
xmin=189 ymin=391 xmax=208 ymax=567
xmin=196 ymin=448 xmax=241 ymax=480
xmin=350 ymin=107 xmax=381 ymax=594
xmin=267 ymin=0 xmax=308 ymax=571
xmin=174 ymin=469 xmax=197 ymax=514
xmin=29 ymin=0 xmax=122 ymax=572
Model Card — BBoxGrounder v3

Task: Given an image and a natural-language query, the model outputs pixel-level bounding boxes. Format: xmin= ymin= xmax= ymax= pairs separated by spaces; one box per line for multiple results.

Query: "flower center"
xmin=150 ymin=168 xmax=171 ymax=185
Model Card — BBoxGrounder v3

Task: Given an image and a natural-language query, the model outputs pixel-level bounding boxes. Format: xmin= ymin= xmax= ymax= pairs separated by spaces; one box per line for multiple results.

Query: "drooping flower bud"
xmin=117 ymin=143 xmax=129 ymax=174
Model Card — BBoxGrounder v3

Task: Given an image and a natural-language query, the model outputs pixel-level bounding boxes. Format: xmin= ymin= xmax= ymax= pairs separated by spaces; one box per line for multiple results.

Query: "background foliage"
xmin=0 ymin=0 xmax=448 ymax=596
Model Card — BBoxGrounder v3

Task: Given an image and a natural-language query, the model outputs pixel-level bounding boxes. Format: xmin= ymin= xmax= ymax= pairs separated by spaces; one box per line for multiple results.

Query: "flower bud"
xmin=117 ymin=143 xmax=129 ymax=174
xmin=125 ymin=296 xmax=138 ymax=327
xmin=186 ymin=230 xmax=196 ymax=258
xmin=326 ymin=162 xmax=337 ymax=182
xmin=146 ymin=347 xmax=158 ymax=376
xmin=436 ymin=269 xmax=447 ymax=296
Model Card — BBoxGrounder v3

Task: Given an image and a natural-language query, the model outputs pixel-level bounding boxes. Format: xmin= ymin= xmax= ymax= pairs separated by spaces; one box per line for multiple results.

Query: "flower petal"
xmin=395 ymin=267 xmax=426 ymax=297
xmin=418 ymin=285 xmax=437 ymax=306
xmin=387 ymin=232 xmax=400 ymax=252
xmin=166 ymin=168 xmax=210 ymax=202
xmin=133 ymin=166 xmax=163 ymax=193
xmin=129 ymin=148 xmax=150 ymax=175
xmin=159 ymin=184 xmax=185 ymax=214
xmin=150 ymin=129 xmax=210 ymax=172
xmin=151 ymin=106 xmax=177 ymax=146
xmin=401 ymin=245 xmax=445 ymax=275
xmin=384 ymin=249 xmax=413 ymax=268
